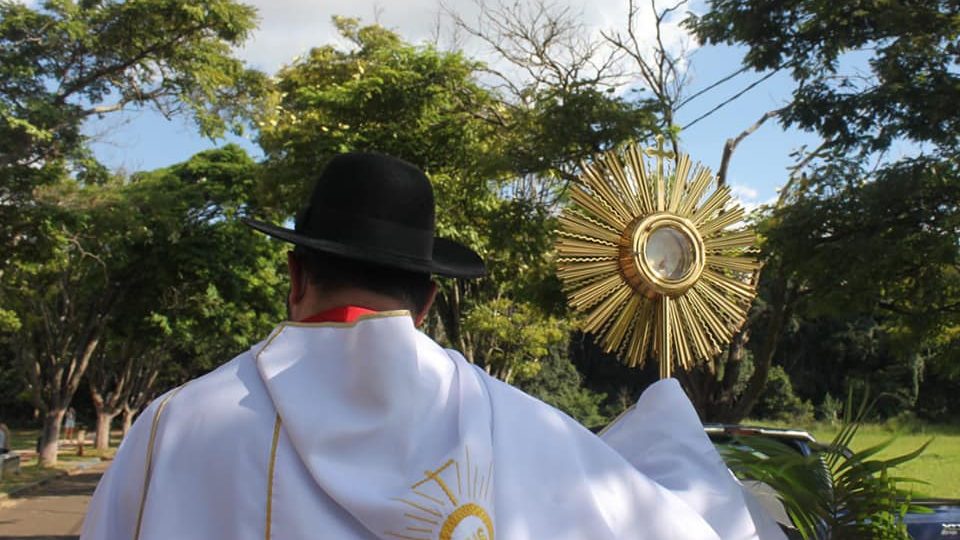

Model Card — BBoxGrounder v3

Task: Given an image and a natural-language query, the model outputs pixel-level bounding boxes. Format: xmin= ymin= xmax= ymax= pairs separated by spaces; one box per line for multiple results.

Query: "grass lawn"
xmin=1 ymin=429 xmax=116 ymax=497
xmin=752 ymin=421 xmax=960 ymax=499
xmin=0 ymin=462 xmax=63 ymax=497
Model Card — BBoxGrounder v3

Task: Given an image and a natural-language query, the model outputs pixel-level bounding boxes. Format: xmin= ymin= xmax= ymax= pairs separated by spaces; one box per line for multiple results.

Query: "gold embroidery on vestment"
xmin=134 ymin=385 xmax=186 ymax=540
xmin=255 ymin=326 xmax=290 ymax=540
xmin=387 ymin=447 xmax=494 ymax=540
xmin=395 ymin=497 xmax=444 ymax=517
xmin=385 ymin=533 xmax=431 ymax=540
xmin=265 ymin=413 xmax=282 ymax=540
xmin=438 ymin=503 xmax=493 ymax=540
xmin=405 ymin=513 xmax=440 ymax=525
xmin=414 ymin=459 xmax=459 ymax=506
xmin=482 ymin=461 xmax=493 ymax=500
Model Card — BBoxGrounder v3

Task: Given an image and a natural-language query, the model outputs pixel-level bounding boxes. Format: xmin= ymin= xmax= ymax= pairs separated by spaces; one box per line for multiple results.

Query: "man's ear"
xmin=287 ymin=251 xmax=308 ymax=308
xmin=414 ymin=281 xmax=439 ymax=327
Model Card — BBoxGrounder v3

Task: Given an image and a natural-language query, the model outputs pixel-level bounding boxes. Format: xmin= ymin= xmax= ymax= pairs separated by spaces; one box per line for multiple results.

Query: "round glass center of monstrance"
xmin=644 ymin=226 xmax=696 ymax=280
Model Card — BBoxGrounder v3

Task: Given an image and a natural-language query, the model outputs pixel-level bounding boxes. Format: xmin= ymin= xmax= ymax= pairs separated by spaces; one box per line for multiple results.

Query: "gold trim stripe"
xmin=134 ymin=385 xmax=186 ymax=540
xmin=254 ymin=326 xmax=290 ymax=540
xmin=265 ymin=413 xmax=282 ymax=540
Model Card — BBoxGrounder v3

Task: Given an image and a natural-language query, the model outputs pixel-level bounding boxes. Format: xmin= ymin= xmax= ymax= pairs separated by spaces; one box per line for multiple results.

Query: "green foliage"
xmin=257 ymin=18 xmax=655 ymax=380
xmin=515 ymin=348 xmax=608 ymax=428
xmin=0 ymin=355 xmax=32 ymax=422
xmin=1 ymin=173 xmax=158 ymax=427
xmin=688 ymin=0 xmax=960 ymax=418
xmin=688 ymin=0 xmax=960 ymax=154
xmin=0 ymin=143 xmax=284 ymax=459
xmin=767 ymin=313 xmax=927 ymax=420
xmin=0 ymin=0 xmax=265 ymax=282
xmin=763 ymin=156 xmax=960 ymax=353
xmin=502 ymin=85 xmax=657 ymax=182
xmin=119 ymin=146 xmax=286 ymax=381
xmin=753 ymin=365 xmax=814 ymax=423
xmin=0 ymin=0 xmax=263 ymax=145
xmin=817 ymin=393 xmax=841 ymax=423
xmin=0 ymin=308 xmax=19 ymax=333
xmin=257 ymin=17 xmax=501 ymax=215
xmin=723 ymin=393 xmax=930 ymax=539
xmin=462 ymin=297 xmax=569 ymax=383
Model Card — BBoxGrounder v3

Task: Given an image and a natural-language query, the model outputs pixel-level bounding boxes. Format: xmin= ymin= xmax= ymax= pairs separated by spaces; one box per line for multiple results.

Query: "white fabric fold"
xmin=82 ymin=313 xmax=780 ymax=539
xmin=602 ymin=379 xmax=787 ymax=540
xmin=256 ymin=317 xmax=495 ymax=539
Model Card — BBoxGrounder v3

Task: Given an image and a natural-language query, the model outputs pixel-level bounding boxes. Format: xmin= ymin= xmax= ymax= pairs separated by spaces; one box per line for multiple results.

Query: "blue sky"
xmin=84 ymin=0 xmax=824 ymax=209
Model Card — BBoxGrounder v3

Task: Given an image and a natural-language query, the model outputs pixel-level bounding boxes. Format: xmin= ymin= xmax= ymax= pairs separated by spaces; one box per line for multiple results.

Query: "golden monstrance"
xmin=556 ymin=136 xmax=760 ymax=379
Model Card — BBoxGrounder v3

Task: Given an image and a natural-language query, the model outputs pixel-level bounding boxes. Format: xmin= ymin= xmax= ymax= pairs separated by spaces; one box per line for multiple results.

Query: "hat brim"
xmin=242 ymin=218 xmax=486 ymax=279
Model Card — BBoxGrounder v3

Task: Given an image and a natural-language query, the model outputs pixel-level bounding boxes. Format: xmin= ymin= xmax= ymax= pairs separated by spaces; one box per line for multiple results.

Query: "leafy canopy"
xmin=690 ymin=0 xmax=960 ymax=376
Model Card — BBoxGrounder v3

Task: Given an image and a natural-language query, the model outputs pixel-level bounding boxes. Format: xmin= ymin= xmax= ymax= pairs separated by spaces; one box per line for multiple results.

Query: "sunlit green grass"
xmin=750 ymin=421 xmax=960 ymax=499
xmin=1 ymin=461 xmax=61 ymax=497
xmin=1 ymin=429 xmax=115 ymax=497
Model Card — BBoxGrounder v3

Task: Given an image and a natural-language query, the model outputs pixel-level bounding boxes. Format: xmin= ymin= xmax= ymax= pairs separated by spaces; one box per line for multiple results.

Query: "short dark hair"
xmin=292 ymin=246 xmax=434 ymax=314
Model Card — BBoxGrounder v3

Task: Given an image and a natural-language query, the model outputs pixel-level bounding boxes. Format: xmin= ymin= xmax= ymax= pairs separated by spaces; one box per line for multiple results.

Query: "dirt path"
xmin=0 ymin=462 xmax=107 ymax=540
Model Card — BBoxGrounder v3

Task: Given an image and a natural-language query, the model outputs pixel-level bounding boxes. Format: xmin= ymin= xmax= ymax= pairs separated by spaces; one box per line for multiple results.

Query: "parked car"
xmin=902 ymin=501 xmax=960 ymax=540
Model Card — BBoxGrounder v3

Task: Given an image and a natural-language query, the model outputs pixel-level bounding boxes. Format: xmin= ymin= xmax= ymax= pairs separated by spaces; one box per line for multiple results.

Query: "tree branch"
xmin=717 ymin=106 xmax=788 ymax=186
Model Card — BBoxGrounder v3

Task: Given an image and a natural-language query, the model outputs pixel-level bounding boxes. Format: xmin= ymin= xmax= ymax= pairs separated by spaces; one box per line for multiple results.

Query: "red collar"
xmin=299 ymin=306 xmax=378 ymax=324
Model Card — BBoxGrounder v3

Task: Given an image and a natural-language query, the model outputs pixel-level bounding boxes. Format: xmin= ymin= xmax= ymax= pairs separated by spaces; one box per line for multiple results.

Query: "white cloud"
xmin=730 ymin=183 xmax=775 ymax=213
xmin=236 ymin=0 xmax=699 ymax=84
xmin=730 ymin=184 xmax=766 ymax=214
xmin=730 ymin=184 xmax=759 ymax=201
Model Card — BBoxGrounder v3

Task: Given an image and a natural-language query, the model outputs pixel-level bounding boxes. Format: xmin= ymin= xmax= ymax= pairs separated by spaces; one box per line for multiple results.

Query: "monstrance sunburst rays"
xmin=556 ymin=136 xmax=760 ymax=379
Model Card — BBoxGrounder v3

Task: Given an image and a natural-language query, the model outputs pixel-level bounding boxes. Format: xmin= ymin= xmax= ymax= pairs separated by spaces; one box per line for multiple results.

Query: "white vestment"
xmin=82 ymin=312 xmax=784 ymax=539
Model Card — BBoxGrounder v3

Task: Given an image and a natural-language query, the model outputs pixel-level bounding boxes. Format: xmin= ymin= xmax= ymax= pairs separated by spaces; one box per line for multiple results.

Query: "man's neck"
xmin=300 ymin=306 xmax=378 ymax=324
xmin=289 ymin=286 xmax=410 ymax=322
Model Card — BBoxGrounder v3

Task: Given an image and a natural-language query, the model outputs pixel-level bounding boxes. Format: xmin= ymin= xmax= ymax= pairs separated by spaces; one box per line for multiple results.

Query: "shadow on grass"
xmin=5 ymin=472 xmax=102 ymax=501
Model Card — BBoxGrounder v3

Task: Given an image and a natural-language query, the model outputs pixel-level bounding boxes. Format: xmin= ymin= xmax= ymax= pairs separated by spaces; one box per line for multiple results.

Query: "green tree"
xmin=751 ymin=365 xmax=814 ymax=422
xmin=5 ymin=178 xmax=145 ymax=465
xmin=461 ymin=297 xmax=569 ymax=384
xmin=257 ymin=16 xmax=502 ymax=213
xmin=84 ymin=146 xmax=285 ymax=450
xmin=515 ymin=346 xmax=609 ymax=428
xmin=0 ymin=0 xmax=267 ymax=463
xmin=684 ymin=0 xmax=960 ymax=419
xmin=0 ymin=0 xmax=265 ymax=296
xmin=257 ymin=18 xmax=655 ymax=381
xmin=4 ymin=145 xmax=283 ymax=464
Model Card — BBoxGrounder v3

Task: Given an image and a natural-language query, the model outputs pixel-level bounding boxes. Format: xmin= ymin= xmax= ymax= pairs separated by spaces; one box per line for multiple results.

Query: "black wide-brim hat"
xmin=243 ymin=152 xmax=486 ymax=279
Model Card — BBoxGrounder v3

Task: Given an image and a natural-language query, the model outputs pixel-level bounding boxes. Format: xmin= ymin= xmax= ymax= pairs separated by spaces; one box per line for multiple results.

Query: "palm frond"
xmin=722 ymin=390 xmax=932 ymax=539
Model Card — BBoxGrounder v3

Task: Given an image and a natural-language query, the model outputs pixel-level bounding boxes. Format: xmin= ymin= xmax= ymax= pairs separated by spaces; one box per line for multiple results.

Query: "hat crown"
xmin=242 ymin=151 xmax=485 ymax=278
xmin=297 ymin=153 xmax=435 ymax=234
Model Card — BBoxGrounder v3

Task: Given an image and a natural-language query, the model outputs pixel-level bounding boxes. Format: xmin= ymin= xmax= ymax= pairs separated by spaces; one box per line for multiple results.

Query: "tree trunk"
xmin=39 ymin=408 xmax=65 ymax=467
xmin=95 ymin=411 xmax=117 ymax=451
xmin=121 ymin=406 xmax=135 ymax=439
xmin=730 ymin=274 xmax=792 ymax=421
xmin=435 ymin=284 xmax=462 ymax=349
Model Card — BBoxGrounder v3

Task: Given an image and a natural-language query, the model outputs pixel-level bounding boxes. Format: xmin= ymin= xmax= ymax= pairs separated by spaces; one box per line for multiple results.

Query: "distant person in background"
xmin=0 ymin=423 xmax=10 ymax=453
xmin=63 ymin=408 xmax=76 ymax=442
